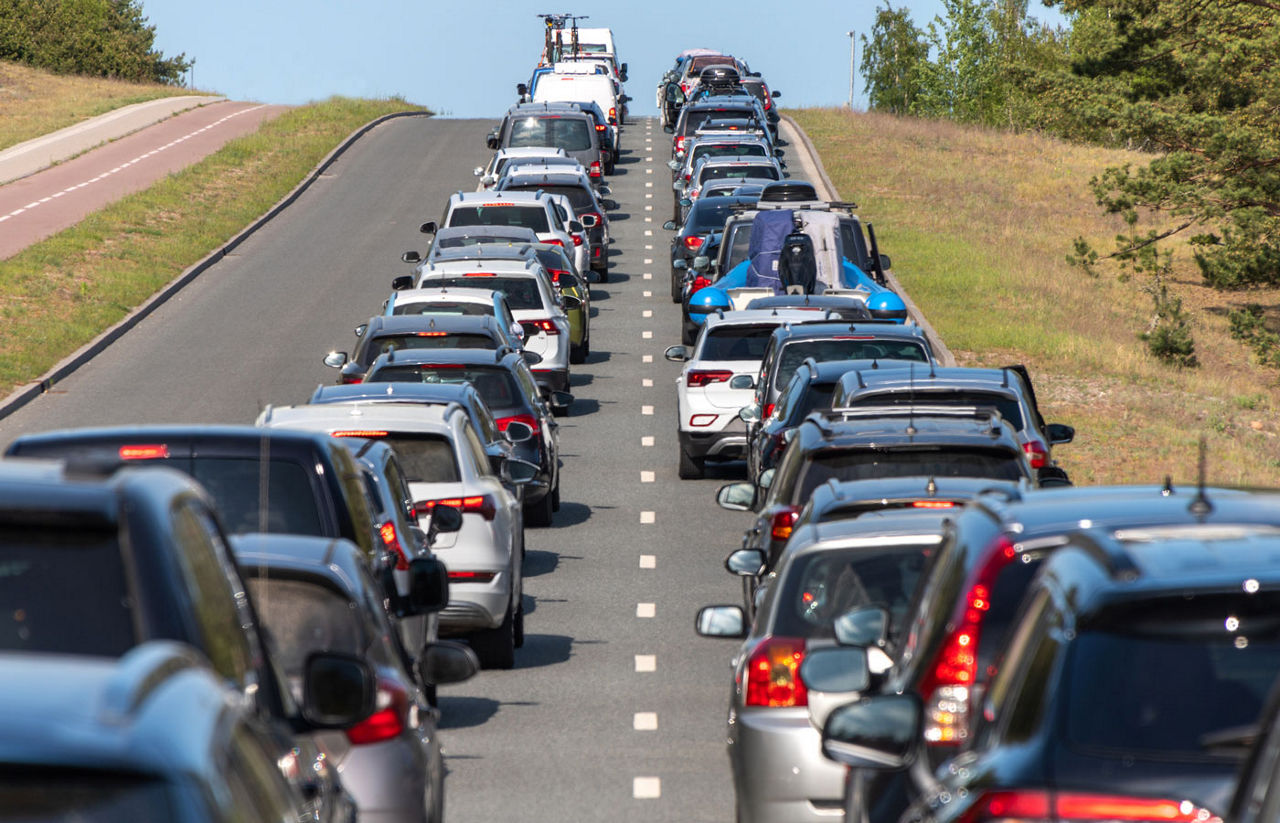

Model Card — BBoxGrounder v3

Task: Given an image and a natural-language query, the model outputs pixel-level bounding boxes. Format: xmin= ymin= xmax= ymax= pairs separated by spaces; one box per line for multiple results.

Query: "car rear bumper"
xmin=532 ymin=368 xmax=570 ymax=393
xmin=729 ymin=708 xmax=847 ymax=823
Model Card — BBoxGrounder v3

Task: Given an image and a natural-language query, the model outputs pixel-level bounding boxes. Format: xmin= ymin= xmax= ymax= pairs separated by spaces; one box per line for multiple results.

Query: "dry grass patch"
xmin=793 ymin=107 xmax=1280 ymax=486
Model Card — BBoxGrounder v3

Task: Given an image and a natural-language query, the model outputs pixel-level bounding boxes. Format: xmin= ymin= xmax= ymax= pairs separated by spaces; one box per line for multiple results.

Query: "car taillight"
xmin=683 ymin=236 xmax=705 ymax=251
xmin=345 ymin=679 xmax=407 ymax=745
xmin=548 ymin=268 xmax=569 ymax=284
xmin=770 ymin=506 xmax=799 ymax=542
xmin=572 ymin=233 xmax=584 ymax=247
xmin=544 ymin=238 xmax=565 ymax=247
xmin=608 ymin=106 xmax=616 ymax=120
xmin=957 ymin=790 xmax=1221 ymax=823
xmin=582 ymin=211 xmax=602 ymax=226
xmin=745 ymin=636 xmax=808 ymax=707
xmin=912 ymin=501 xmax=957 ymax=509
xmin=339 ymin=374 xmax=363 ymax=385
xmin=522 ymin=319 xmax=560 ymax=336
xmin=415 ymin=495 xmax=497 ymax=521
xmin=1023 ymin=439 xmax=1048 ymax=469
xmin=589 ymin=161 xmax=602 ymax=178
xmin=920 ymin=536 xmax=1019 ymax=745
xmin=448 ymin=571 xmax=497 ymax=583
xmin=119 ymin=444 xmax=169 ymax=460
xmin=675 ymin=135 xmax=686 ymax=152
xmin=379 ymin=521 xmax=409 ymax=570
xmin=763 ymin=402 xmax=775 ymax=417
xmin=686 ymin=369 xmax=732 ymax=388
xmin=595 ymin=124 xmax=606 ymax=132
xmin=496 ymin=414 xmax=541 ymax=437
xmin=691 ymin=275 xmax=712 ymax=292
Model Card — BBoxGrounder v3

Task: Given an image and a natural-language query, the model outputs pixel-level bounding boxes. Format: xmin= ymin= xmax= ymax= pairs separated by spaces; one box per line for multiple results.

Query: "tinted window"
xmin=448 ymin=205 xmax=550 ymax=234
xmin=189 ymin=458 xmax=325 ymax=536
xmin=774 ymin=545 xmax=932 ymax=639
xmin=507 ymin=116 xmax=592 ymax=152
xmin=687 ymin=200 xmax=750 ymax=234
xmin=422 ymin=276 xmax=541 ymax=310
xmin=691 ymin=143 xmax=767 ymax=166
xmin=791 ymin=383 xmax=836 ymax=423
xmin=227 ymin=725 xmax=299 ymax=823
xmin=776 ymin=340 xmax=929 ymax=389
xmin=839 ymin=221 xmax=867 ymax=267
xmin=796 ymin=448 xmax=1025 ymax=502
xmin=246 ymin=577 xmax=367 ymax=679
xmin=976 ymin=555 xmax=1042 ymax=676
xmin=700 ymin=325 xmax=775 ymax=361
xmin=848 ymin=390 xmax=1025 ymax=430
xmin=699 ymin=164 xmax=778 ymax=184
xmin=0 ymin=526 xmax=135 ymax=656
xmin=721 ymin=223 xmax=753 ymax=272
xmin=0 ymin=773 xmax=176 ymax=823
xmin=382 ymin=433 xmax=460 ymax=483
xmin=364 ymin=332 xmax=497 ymax=362
xmin=392 ymin=300 xmax=492 ymax=317
xmin=367 ymin=366 xmax=523 ymax=410
xmin=506 ymin=183 xmax=594 ymax=212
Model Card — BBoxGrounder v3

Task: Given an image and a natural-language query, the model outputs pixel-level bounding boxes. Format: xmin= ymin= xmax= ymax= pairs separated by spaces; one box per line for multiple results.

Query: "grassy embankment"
xmin=0 ymin=96 xmax=426 ymax=396
xmin=0 ymin=60 xmax=201 ymax=152
xmin=793 ymin=108 xmax=1280 ymax=486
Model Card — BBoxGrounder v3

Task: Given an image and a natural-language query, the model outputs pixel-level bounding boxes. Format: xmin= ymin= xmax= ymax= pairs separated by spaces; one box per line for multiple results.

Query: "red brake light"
xmin=675 ymin=135 xmax=686 ymax=151
xmin=330 ymin=430 xmax=389 ymax=438
xmin=1023 ymin=439 xmax=1048 ymax=469
xmin=763 ymin=402 xmax=775 ymax=417
xmin=119 ymin=444 xmax=169 ymax=460
xmin=595 ymin=124 xmax=606 ymax=131
xmin=958 ymin=790 xmax=1221 ymax=823
xmin=463 ymin=272 xmax=497 ymax=277
xmin=379 ymin=521 xmax=409 ymax=570
xmin=608 ymin=106 xmax=616 ymax=120
xmin=496 ymin=413 xmax=541 ymax=436
xmin=544 ymin=239 xmax=565 ymax=247
xmin=745 ymin=636 xmax=808 ymax=707
xmin=345 ymin=679 xmax=407 ymax=745
xmin=589 ymin=161 xmax=602 ymax=178
xmin=912 ymin=501 xmax=957 ymax=509
xmin=339 ymin=374 xmax=363 ymax=385
xmin=448 ymin=570 xmax=498 ymax=582
xmin=689 ymin=414 xmax=718 ymax=427
xmin=572 ymin=233 xmax=583 ymax=247
xmin=770 ymin=506 xmax=800 ymax=542
xmin=522 ymin=319 xmax=560 ymax=336
xmin=415 ymin=331 xmax=448 ymax=337
xmin=691 ymin=275 xmax=712 ymax=292
xmin=683 ymin=236 xmax=705 ymax=251
xmin=415 ymin=495 xmax=497 ymax=521
xmin=686 ymin=369 xmax=733 ymax=388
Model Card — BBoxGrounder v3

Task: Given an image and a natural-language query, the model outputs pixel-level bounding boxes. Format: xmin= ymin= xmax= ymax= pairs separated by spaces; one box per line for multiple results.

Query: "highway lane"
xmin=0 ymin=115 xmax=753 ymax=821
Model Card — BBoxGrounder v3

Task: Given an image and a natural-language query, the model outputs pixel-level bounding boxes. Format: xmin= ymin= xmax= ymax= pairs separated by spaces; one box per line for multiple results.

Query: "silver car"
xmin=696 ymin=510 xmax=949 ymax=823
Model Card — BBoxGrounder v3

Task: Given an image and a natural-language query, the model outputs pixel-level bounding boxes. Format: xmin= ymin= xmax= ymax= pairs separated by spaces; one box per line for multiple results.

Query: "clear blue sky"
xmin=140 ymin=0 xmax=1065 ymax=118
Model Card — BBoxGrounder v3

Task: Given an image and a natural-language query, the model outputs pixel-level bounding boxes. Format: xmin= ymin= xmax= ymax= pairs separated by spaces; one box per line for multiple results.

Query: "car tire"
xmin=525 ymin=488 xmax=554 ymax=527
xmin=551 ymin=478 xmax=561 ymax=512
xmin=570 ymin=342 xmax=586 ymax=364
xmin=513 ymin=600 xmax=525 ymax=648
xmin=681 ymin=320 xmax=697 ymax=346
xmin=671 ymin=271 xmax=683 ymax=303
xmin=425 ymin=684 xmax=437 ymax=708
xmin=470 ymin=607 xmax=515 ymax=670
xmin=597 ymin=264 xmax=609 ymax=283
xmin=678 ymin=445 xmax=705 ymax=479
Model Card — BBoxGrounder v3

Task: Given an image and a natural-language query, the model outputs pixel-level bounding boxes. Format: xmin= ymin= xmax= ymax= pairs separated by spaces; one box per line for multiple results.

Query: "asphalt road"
xmin=0 ymin=115 xmax=753 ymax=821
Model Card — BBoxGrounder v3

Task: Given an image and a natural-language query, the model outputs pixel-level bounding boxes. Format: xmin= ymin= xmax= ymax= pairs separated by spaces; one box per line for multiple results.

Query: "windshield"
xmin=845 ymin=390 xmax=1024 ymax=429
xmin=507 ymin=116 xmax=592 ymax=152
xmin=367 ymin=365 xmax=524 ymax=410
xmin=700 ymin=325 xmax=775 ymax=361
xmin=448 ymin=204 xmax=550 ymax=234
xmin=796 ymin=448 xmax=1025 ymax=502
xmin=775 ymin=339 xmax=930 ymax=389
xmin=775 ymin=544 xmax=932 ymax=640
xmin=421 ymin=276 xmax=541 ymax=310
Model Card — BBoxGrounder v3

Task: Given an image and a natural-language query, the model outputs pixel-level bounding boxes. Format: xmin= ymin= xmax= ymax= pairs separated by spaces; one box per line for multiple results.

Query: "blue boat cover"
xmin=744 ymin=209 xmax=793 ymax=293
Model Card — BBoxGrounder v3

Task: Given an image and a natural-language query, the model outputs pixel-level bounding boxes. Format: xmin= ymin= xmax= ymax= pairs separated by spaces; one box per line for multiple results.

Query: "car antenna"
xmin=1188 ymin=436 xmax=1213 ymax=517
xmin=871 ymin=358 xmax=879 ymax=369
xmin=385 ymin=384 xmax=395 ymax=396
xmin=926 ymin=476 xmax=937 ymax=495
xmin=1161 ymin=475 xmax=1174 ymax=496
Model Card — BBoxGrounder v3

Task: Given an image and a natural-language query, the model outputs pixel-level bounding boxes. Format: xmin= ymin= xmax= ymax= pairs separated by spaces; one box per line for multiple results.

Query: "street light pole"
xmin=845 ymin=31 xmax=856 ymax=109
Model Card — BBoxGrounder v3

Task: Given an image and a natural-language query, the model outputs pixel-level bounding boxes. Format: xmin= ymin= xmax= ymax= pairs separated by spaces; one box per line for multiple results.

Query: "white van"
xmin=533 ymin=74 xmax=621 ymax=136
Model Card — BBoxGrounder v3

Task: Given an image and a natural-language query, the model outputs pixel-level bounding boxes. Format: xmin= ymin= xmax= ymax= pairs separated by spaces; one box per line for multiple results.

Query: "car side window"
xmin=767 ymin=437 xmax=804 ymax=507
xmin=514 ymin=361 xmax=541 ymax=403
xmin=330 ymin=446 xmax=378 ymax=559
xmin=977 ymin=589 xmax=1056 ymax=747
xmin=460 ymin=419 xmax=494 ymax=477
xmin=838 ymin=219 xmax=867 ymax=268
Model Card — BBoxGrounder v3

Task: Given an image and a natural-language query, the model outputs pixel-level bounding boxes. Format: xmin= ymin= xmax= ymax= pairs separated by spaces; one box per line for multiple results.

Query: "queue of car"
xmin=660 ymin=47 xmax=1280 ymax=823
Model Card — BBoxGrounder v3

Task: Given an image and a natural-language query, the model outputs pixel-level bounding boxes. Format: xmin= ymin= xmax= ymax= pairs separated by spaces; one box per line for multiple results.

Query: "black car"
xmin=323 ymin=314 xmax=516 ymax=385
xmin=830 ymin=484 xmax=1280 ymax=823
xmin=362 ymin=347 xmax=562 ymax=526
xmin=740 ymin=76 xmax=781 ymax=136
xmin=824 ymin=499 xmax=1280 ymax=822
xmin=668 ymin=99 xmax=767 ymax=155
xmin=496 ymin=170 xmax=611 ymax=277
xmin=665 ymin=194 xmax=758 ymax=302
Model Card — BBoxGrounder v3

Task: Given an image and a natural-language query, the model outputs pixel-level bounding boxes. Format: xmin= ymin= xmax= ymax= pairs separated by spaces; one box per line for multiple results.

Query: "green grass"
xmin=0 ymin=60 xmax=202 ymax=152
xmin=793 ymin=107 xmax=1280 ymax=487
xmin=0 ymin=96 xmax=427 ymax=396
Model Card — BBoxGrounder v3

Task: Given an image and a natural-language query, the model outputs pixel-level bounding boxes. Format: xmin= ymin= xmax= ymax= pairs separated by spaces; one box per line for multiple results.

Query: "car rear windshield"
xmin=368 ymin=366 xmax=524 ymax=410
xmin=364 ymin=332 xmax=497 ymax=362
xmin=775 ymin=339 xmax=930 ymax=389
xmin=1065 ymin=594 xmax=1280 ymax=759
xmin=0 ymin=526 xmax=136 ymax=656
xmin=189 ymin=457 xmax=325 ymax=536
xmin=692 ymin=143 xmax=768 ymax=166
xmin=421 ymin=276 xmax=541 ymax=310
xmin=245 ymin=577 xmax=366 ymax=678
xmin=796 ymin=447 xmax=1025 ymax=502
xmin=507 ymin=116 xmax=592 ymax=152
xmin=845 ymin=390 xmax=1024 ymax=430
xmin=506 ymin=183 xmax=594 ymax=212
xmin=448 ymin=204 xmax=550 ymax=234
xmin=392 ymin=300 xmax=493 ymax=317
xmin=774 ymin=544 xmax=932 ymax=640
xmin=700 ymin=325 xmax=775 ymax=361
xmin=0 ymin=772 xmax=176 ymax=823
xmin=379 ymin=433 xmax=460 ymax=484
xmin=687 ymin=200 xmax=750 ymax=234
xmin=699 ymin=164 xmax=778 ymax=184
xmin=688 ymin=56 xmax=732 ymax=73
xmin=787 ymin=383 xmax=836 ymax=424
xmin=434 ymin=233 xmax=527 ymax=249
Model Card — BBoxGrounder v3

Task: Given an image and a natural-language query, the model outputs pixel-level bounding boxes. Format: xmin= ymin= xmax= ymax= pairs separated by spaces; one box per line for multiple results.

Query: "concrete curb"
xmin=779 ymin=113 xmax=956 ymax=367
xmin=0 ymin=110 xmax=432 ymax=422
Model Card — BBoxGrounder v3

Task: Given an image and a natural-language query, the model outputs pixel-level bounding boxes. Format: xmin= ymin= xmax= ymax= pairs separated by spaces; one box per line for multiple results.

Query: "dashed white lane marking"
xmin=640 ymin=554 xmax=657 ymax=568
xmin=642 ymin=378 xmax=654 ymax=387
xmin=643 ymin=273 xmax=652 ymax=280
xmin=645 ymin=156 xmax=653 ymax=161
xmin=634 ymin=712 xmax=659 ymax=730
xmin=637 ymin=603 xmax=656 ymax=618
xmin=634 ymin=777 xmax=661 ymax=799
xmin=642 ymin=354 xmax=653 ymax=363
xmin=0 ymin=105 xmax=266 ymax=225
xmin=640 ymin=509 xmax=656 ymax=521
xmin=645 ymin=181 xmax=653 ymax=187
xmin=644 ymin=258 xmax=653 ymax=264
xmin=641 ymin=330 xmax=653 ymax=339
xmin=635 ymin=654 xmax=657 ymax=672
xmin=642 ymin=405 xmax=654 ymax=415
xmin=644 ymin=229 xmax=652 ymax=236
xmin=644 ymin=205 xmax=653 ymax=211
xmin=642 ymin=436 xmax=655 ymax=447
xmin=643 ymin=310 xmax=653 ymax=318
xmin=643 ymin=290 xmax=652 ymax=297
xmin=645 ymin=193 xmax=653 ymax=199
xmin=640 ymin=470 xmax=655 ymax=483
xmin=645 ymin=217 xmax=653 ymax=222
xmin=645 ymin=244 xmax=653 ymax=250
xmin=646 ymin=168 xmax=653 ymax=174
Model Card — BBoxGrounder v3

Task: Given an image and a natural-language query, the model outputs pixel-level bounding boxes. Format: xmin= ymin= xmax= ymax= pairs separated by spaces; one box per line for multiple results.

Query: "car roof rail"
xmin=1067 ymin=528 xmax=1142 ymax=582
xmin=100 ymin=641 xmax=208 ymax=726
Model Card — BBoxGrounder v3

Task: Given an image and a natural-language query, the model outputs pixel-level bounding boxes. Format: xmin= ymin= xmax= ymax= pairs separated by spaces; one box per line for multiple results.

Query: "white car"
xmin=413 ymin=258 xmax=574 ymax=396
xmin=474 ymin=146 xmax=573 ymax=189
xmin=256 ymin=401 xmax=531 ymax=669
xmin=437 ymin=190 xmax=586 ymax=273
xmin=664 ymin=309 xmax=842 ymax=479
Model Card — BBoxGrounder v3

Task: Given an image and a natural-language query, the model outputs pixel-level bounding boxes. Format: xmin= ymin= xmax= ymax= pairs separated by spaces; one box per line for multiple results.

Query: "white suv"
xmin=256 ymin=401 xmax=531 ymax=669
xmin=438 ymin=190 xmax=588 ymax=276
xmin=413 ymin=258 xmax=574 ymax=397
xmin=664 ymin=309 xmax=840 ymax=479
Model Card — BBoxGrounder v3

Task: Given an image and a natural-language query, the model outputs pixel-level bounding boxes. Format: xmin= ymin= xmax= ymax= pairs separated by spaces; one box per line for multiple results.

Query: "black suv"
xmin=824 ymin=501 xmax=1280 ymax=822
xmin=323 ymin=314 xmax=515 ymax=384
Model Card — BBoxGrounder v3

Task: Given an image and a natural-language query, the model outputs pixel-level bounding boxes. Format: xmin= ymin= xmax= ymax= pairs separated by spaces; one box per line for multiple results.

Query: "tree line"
xmin=861 ymin=0 xmax=1280 ymax=367
xmin=0 ymin=0 xmax=190 ymax=85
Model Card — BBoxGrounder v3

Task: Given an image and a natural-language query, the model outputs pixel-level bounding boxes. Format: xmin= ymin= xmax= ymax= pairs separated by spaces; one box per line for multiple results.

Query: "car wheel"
xmin=681 ymin=320 xmax=697 ymax=346
xmin=678 ymin=445 xmax=705 ymax=479
xmin=514 ymin=601 xmax=525 ymax=648
xmin=470 ymin=605 xmax=515 ymax=670
xmin=671 ymin=270 xmax=683 ymax=303
xmin=525 ymin=488 xmax=554 ymax=527
xmin=425 ymin=684 xmax=437 ymax=708
xmin=551 ymin=478 xmax=561 ymax=512
xmin=570 ymin=342 xmax=586 ymax=364
xmin=583 ymin=330 xmax=590 ymax=357
xmin=597 ymin=264 xmax=609 ymax=283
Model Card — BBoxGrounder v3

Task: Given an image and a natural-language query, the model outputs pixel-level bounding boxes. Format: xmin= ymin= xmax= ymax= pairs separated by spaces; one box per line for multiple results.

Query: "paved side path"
xmin=0 ymin=100 xmax=287 ymax=260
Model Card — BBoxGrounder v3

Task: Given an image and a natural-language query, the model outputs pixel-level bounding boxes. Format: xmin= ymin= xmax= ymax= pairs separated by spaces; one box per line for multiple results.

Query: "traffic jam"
xmin=4 ymin=14 xmax=1280 ymax=823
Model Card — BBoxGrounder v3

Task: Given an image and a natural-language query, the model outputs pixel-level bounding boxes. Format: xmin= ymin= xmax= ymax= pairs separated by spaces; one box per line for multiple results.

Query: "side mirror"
xmin=716 ymin=482 xmax=756 ymax=512
xmin=580 ymin=214 xmax=599 ymax=228
xmin=473 ymin=166 xmax=484 ymax=177
xmin=401 ymin=251 xmax=422 ymax=264
xmin=673 ymin=181 xmax=686 ymax=191
xmin=481 ymin=174 xmax=497 ymax=186
xmin=353 ymin=323 xmax=368 ymax=338
xmin=568 ymin=220 xmax=585 ymax=233
xmin=323 ymin=351 xmax=348 ymax=369
xmin=301 ymin=652 xmax=376 ymax=728
xmin=668 ymin=160 xmax=681 ymax=171
xmin=604 ymin=199 xmax=620 ymax=211
xmin=691 ymin=256 xmax=710 ymax=272
xmin=516 ymin=83 xmax=528 ymax=96
xmin=419 ymin=221 xmax=437 ymax=235
xmin=417 ymin=640 xmax=479 ymax=686
xmin=501 ymin=457 xmax=540 ymax=485
xmin=879 ymin=254 xmax=892 ymax=271
xmin=503 ymin=421 xmax=534 ymax=444
xmin=774 ymin=148 xmax=784 ymax=157
xmin=821 ymin=694 xmax=922 ymax=770
xmin=729 ymin=375 xmax=755 ymax=390
xmin=405 ymin=556 xmax=449 ymax=613
xmin=1046 ymin=423 xmax=1075 ymax=445
xmin=695 ymin=605 xmax=747 ymax=638
xmin=620 ymin=94 xmax=632 ymax=103
xmin=758 ymin=468 xmax=775 ymax=490
xmin=665 ymin=345 xmax=689 ymax=362
xmin=426 ymin=504 xmax=463 ymax=546
xmin=800 ymin=647 xmax=870 ymax=694
xmin=663 ymin=221 xmax=678 ymax=231
xmin=663 ymin=125 xmax=674 ymax=134
xmin=679 ymin=198 xmax=691 ymax=207
xmin=391 ymin=274 xmax=414 ymax=291
xmin=725 ymin=548 xmax=766 ymax=576
xmin=833 ymin=606 xmax=889 ymax=648
xmin=486 ymin=134 xmax=499 ymax=150
xmin=550 ymin=391 xmax=574 ymax=413
xmin=738 ymin=405 xmax=761 ymax=423
xmin=562 ymin=294 xmax=582 ymax=310
xmin=672 ymin=259 xmax=687 ymax=270
xmin=522 ymin=350 xmax=544 ymax=366
xmin=771 ymin=90 xmax=782 ymax=98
